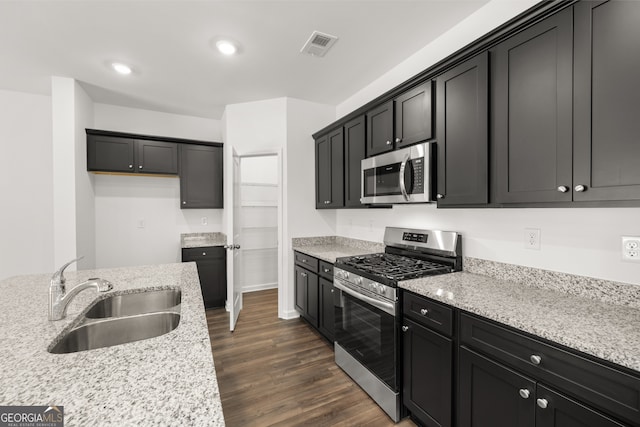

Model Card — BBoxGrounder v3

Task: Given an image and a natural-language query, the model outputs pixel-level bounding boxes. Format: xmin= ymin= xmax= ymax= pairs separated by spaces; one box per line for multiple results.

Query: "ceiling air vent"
xmin=300 ymin=31 xmax=338 ymax=57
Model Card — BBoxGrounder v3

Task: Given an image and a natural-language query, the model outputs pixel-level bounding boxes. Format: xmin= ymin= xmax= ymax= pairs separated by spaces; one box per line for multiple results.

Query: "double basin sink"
xmin=49 ymin=288 xmax=181 ymax=354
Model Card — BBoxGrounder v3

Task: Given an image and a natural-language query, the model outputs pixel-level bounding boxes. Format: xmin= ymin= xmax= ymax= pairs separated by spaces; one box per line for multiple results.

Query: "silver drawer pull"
xmin=519 ymin=389 xmax=530 ymax=399
xmin=324 ymin=268 xmax=330 ymax=273
xmin=530 ymin=355 xmax=542 ymax=365
xmin=401 ymin=325 xmax=409 ymax=332
xmin=420 ymin=308 xmax=428 ymax=315
xmin=537 ymin=399 xmax=548 ymax=409
xmin=302 ymin=259 xmax=307 ymax=263
xmin=301 ymin=272 xmax=307 ymax=278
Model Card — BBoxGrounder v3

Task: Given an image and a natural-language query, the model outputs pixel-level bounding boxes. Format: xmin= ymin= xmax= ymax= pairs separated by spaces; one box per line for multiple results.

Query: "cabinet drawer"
xmin=319 ymin=261 xmax=334 ymax=279
xmin=182 ymin=246 xmax=223 ymax=261
xmin=403 ymin=292 xmax=453 ymax=337
xmin=294 ymin=251 xmax=319 ymax=272
xmin=460 ymin=313 xmax=640 ymax=426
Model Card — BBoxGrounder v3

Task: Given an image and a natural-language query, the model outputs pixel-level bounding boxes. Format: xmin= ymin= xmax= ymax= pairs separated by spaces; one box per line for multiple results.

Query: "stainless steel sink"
xmin=84 ymin=288 xmax=181 ymax=318
xmin=49 ymin=312 xmax=181 ymax=354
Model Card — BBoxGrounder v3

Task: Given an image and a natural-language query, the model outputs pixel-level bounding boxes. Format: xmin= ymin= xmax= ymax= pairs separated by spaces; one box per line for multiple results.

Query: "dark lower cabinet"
xmin=402 ymin=318 xmax=452 ymax=427
xmin=491 ymin=7 xmax=573 ymax=204
xmin=459 ymin=347 xmax=536 ymax=427
xmin=436 ymin=52 xmax=488 ymax=206
xmin=182 ymin=246 xmax=226 ymax=309
xmin=179 ymin=144 xmax=223 ymax=209
xmin=573 ymin=0 xmax=640 ymax=202
xmin=318 ymin=277 xmax=336 ymax=342
xmin=294 ymin=264 xmax=318 ymax=327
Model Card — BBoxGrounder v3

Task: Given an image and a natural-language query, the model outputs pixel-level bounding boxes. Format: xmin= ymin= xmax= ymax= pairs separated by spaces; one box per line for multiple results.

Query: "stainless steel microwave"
xmin=360 ymin=142 xmax=434 ymax=204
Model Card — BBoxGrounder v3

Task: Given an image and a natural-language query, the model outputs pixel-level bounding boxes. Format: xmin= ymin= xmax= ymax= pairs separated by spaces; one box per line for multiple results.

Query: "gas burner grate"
xmin=339 ymin=253 xmax=450 ymax=282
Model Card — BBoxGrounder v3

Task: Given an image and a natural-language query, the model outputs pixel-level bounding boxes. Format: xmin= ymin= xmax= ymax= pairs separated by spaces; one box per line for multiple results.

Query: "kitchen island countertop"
xmin=0 ymin=263 xmax=224 ymax=426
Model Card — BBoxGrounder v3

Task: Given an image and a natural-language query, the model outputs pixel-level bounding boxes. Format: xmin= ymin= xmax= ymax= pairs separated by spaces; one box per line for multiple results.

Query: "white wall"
xmin=0 ymin=89 xmax=54 ymax=279
xmin=334 ymin=0 xmax=640 ymax=286
xmin=93 ymin=104 xmax=224 ymax=268
xmin=337 ymin=0 xmax=539 ymax=117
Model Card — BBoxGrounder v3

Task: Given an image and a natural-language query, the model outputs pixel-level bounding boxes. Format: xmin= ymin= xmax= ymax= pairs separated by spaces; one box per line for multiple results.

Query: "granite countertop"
xmin=292 ymin=236 xmax=384 ymax=263
xmin=400 ymin=259 xmax=640 ymax=373
xmin=0 ymin=263 xmax=225 ymax=426
xmin=181 ymin=232 xmax=227 ymax=248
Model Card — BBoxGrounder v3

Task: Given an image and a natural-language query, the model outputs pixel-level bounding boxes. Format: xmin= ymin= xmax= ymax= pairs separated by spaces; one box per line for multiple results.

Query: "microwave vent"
xmin=300 ymin=31 xmax=338 ymax=57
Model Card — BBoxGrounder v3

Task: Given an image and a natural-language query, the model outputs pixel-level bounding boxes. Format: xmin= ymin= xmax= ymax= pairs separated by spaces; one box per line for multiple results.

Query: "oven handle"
xmin=399 ymin=154 xmax=410 ymax=201
xmin=334 ymin=280 xmax=396 ymax=317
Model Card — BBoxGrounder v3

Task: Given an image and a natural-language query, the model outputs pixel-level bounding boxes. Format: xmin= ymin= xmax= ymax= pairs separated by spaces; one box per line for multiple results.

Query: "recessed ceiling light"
xmin=216 ymin=40 xmax=237 ymax=56
xmin=112 ymin=62 xmax=132 ymax=75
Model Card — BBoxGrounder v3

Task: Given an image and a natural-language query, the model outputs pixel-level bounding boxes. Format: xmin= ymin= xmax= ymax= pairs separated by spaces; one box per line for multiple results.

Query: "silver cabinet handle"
xmin=436 ymin=193 xmax=444 ymax=199
xmin=537 ymin=399 xmax=548 ymax=409
xmin=557 ymin=186 xmax=569 ymax=193
xmin=139 ymin=165 xmax=143 ymax=169
xmin=182 ymin=201 xmax=186 ymax=205
xmin=402 ymin=325 xmax=409 ymax=332
xmin=386 ymin=140 xmax=392 ymax=145
xmin=420 ymin=308 xmax=428 ymax=315
xmin=129 ymin=164 xmax=133 ymax=169
xmin=301 ymin=259 xmax=307 ymax=263
xmin=202 ymin=252 xmax=206 ymax=256
xmin=519 ymin=389 xmax=530 ymax=399
xmin=301 ymin=272 xmax=307 ymax=278
xmin=324 ymin=268 xmax=330 ymax=273
xmin=530 ymin=355 xmax=542 ymax=365
xmin=330 ymin=289 xmax=334 ymax=293
xmin=395 ymin=137 xmax=402 ymax=143
xmin=575 ymin=185 xmax=586 ymax=192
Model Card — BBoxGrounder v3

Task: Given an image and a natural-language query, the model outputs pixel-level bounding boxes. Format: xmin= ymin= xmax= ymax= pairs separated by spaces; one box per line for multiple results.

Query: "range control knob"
xmin=355 ymin=277 xmax=363 ymax=285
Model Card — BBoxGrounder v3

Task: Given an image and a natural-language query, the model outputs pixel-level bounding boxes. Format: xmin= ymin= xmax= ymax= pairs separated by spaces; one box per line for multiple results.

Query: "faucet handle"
xmin=51 ymin=256 xmax=84 ymax=285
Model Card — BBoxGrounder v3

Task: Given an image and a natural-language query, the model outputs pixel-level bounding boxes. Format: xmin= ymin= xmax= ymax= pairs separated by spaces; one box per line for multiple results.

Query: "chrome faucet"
xmin=49 ymin=257 xmax=113 ymax=321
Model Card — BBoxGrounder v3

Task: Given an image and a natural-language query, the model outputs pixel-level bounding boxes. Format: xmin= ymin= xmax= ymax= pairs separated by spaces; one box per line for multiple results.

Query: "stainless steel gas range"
xmin=333 ymin=227 xmax=462 ymax=422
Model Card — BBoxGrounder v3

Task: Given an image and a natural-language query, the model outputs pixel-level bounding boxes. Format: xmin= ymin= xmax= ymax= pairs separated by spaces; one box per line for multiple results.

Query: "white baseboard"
xmin=242 ymin=282 xmax=278 ymax=293
xmin=280 ymin=309 xmax=301 ymax=320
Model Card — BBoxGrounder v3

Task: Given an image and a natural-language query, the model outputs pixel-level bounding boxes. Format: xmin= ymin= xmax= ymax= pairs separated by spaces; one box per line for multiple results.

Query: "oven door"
xmin=334 ymin=282 xmax=398 ymax=391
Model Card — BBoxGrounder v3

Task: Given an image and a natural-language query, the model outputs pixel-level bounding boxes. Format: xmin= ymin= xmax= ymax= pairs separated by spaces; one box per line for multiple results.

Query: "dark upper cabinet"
xmin=179 ymin=144 xmax=223 ymax=209
xmin=318 ymin=277 xmax=336 ymax=342
xmin=366 ymin=101 xmax=394 ymax=156
xmin=315 ymin=128 xmax=344 ymax=209
xmin=182 ymin=246 xmax=226 ymax=309
xmin=459 ymin=347 xmax=536 ymax=427
xmin=87 ymin=135 xmax=178 ymax=175
xmin=87 ymin=135 xmax=135 ymax=173
xmin=344 ymin=115 xmax=366 ymax=207
xmin=136 ymin=139 xmax=178 ymax=174
xmin=436 ymin=52 xmax=489 ymax=206
xmin=395 ymin=82 xmax=433 ymax=149
xmin=491 ymin=7 xmax=573 ymax=204
xmin=574 ymin=0 xmax=640 ymax=202
xmin=402 ymin=318 xmax=452 ymax=427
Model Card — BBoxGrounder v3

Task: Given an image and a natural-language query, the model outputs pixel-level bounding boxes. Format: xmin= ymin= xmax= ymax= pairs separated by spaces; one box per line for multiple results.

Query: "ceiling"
xmin=0 ymin=1 xmax=490 ymax=119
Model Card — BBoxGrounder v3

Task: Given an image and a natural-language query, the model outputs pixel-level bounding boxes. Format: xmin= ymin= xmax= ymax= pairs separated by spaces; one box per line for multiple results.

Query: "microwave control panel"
xmin=410 ymin=158 xmax=424 ymax=194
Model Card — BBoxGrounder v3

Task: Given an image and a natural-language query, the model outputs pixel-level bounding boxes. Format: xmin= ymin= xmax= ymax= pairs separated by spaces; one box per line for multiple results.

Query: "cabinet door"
xmin=402 ymin=319 xmax=452 ymax=427
xmin=315 ymin=129 xmax=344 ymax=209
xmin=574 ymin=0 xmax=640 ymax=201
xmin=306 ymin=271 xmax=319 ymax=327
xmin=492 ymin=7 xmax=573 ymax=204
xmin=179 ymin=144 xmax=223 ymax=209
xmin=436 ymin=52 xmax=488 ymax=206
xmin=182 ymin=247 xmax=226 ymax=309
xmin=344 ymin=115 xmax=366 ymax=208
xmin=395 ymin=82 xmax=433 ymax=149
xmin=87 ymin=135 xmax=135 ymax=172
xmin=315 ymin=135 xmax=331 ymax=208
xmin=294 ymin=266 xmax=308 ymax=315
xmin=135 ymin=140 xmax=178 ymax=174
xmin=318 ymin=277 xmax=336 ymax=342
xmin=536 ymin=384 xmax=626 ymax=427
xmin=366 ymin=101 xmax=394 ymax=156
xmin=459 ymin=347 xmax=535 ymax=427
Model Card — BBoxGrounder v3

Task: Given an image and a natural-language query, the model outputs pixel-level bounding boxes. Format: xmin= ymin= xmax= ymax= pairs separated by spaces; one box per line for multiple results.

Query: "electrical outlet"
xmin=524 ymin=228 xmax=541 ymax=250
xmin=622 ymin=236 xmax=640 ymax=262
xmin=201 ymin=217 xmax=208 ymax=226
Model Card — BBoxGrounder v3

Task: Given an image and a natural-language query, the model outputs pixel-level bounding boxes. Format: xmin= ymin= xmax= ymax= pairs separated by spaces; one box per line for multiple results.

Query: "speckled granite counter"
xmin=400 ymin=258 xmax=640 ymax=373
xmin=0 ymin=263 xmax=225 ymax=426
xmin=292 ymin=236 xmax=383 ymax=263
xmin=181 ymin=232 xmax=227 ymax=248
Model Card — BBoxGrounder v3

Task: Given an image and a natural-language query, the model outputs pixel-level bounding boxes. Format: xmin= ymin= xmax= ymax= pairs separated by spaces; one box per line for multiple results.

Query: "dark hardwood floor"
xmin=206 ymin=289 xmax=416 ymax=427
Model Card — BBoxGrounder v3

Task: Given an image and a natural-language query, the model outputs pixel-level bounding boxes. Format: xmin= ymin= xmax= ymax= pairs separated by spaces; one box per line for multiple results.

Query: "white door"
xmin=226 ymin=147 xmax=243 ymax=331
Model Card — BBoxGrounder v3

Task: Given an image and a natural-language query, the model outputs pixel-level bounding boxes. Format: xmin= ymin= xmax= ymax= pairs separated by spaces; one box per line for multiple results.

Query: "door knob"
xmin=234 ymin=244 xmax=241 ymax=250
